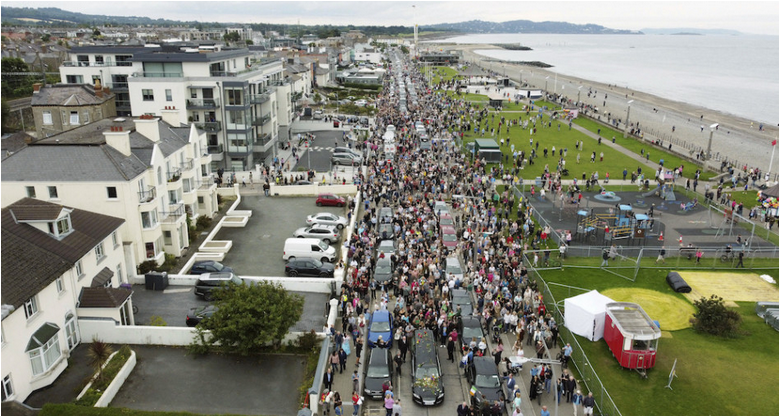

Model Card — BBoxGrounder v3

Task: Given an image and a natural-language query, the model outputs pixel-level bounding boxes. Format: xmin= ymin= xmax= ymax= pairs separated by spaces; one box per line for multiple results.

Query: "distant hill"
xmin=640 ymin=28 xmax=744 ymax=35
xmin=0 ymin=6 xmax=196 ymax=26
xmin=422 ymin=19 xmax=642 ymax=34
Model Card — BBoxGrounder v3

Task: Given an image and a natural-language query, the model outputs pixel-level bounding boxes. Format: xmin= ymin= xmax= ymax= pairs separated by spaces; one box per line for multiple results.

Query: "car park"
xmin=368 ymin=310 xmax=394 ymax=348
xmin=332 ymin=153 xmax=362 ymax=166
xmin=284 ymin=257 xmax=335 ymax=277
xmin=364 ymin=348 xmax=393 ymax=399
xmin=306 ymin=212 xmax=348 ymax=229
xmin=440 ymin=225 xmax=458 ymax=249
xmin=194 ymin=272 xmax=243 ymax=301
xmin=411 ymin=329 xmax=445 ymax=405
xmin=316 ymin=193 xmax=346 ymax=207
xmin=189 ymin=260 xmax=234 ymax=275
xmin=186 ymin=305 xmax=217 ymax=327
xmin=293 ymin=224 xmax=341 ymax=243
xmin=466 ymin=357 xmax=505 ymax=405
xmin=373 ymin=257 xmax=394 ymax=285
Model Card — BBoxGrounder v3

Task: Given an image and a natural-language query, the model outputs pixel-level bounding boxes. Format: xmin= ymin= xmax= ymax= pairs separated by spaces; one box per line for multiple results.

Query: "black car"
xmin=189 ymin=260 xmax=234 ymax=275
xmin=411 ymin=329 xmax=445 ymax=406
xmin=194 ymin=272 xmax=243 ymax=301
xmin=186 ymin=305 xmax=217 ymax=327
xmin=285 ymin=258 xmax=335 ymax=277
xmin=460 ymin=316 xmax=485 ymax=348
xmin=466 ymin=357 xmax=504 ymax=404
xmin=363 ymin=348 xmax=393 ymax=399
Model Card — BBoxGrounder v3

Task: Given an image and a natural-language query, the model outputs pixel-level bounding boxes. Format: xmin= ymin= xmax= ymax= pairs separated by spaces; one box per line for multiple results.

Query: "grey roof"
xmin=1 ymin=131 xmax=35 ymax=157
xmin=1 ymin=198 xmax=124 ymax=311
xmin=2 ymin=118 xmax=190 ymax=182
xmin=31 ymin=84 xmax=114 ymax=107
xmin=78 ymin=287 xmax=132 ymax=308
xmin=91 ymin=267 xmax=115 ymax=288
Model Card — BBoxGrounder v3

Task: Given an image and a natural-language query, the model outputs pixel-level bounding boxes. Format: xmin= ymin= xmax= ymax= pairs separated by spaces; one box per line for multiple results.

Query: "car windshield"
xmin=310 ymin=259 xmax=323 ymax=267
xmin=367 ymin=365 xmax=390 ymax=378
xmin=379 ymin=242 xmax=394 ymax=252
xmin=475 ymin=374 xmax=500 ymax=389
xmin=443 ymin=234 xmax=457 ymax=242
xmin=318 ymin=241 xmax=329 ymax=251
xmin=376 ymin=264 xmax=392 ymax=274
xmin=371 ymin=320 xmax=390 ymax=332
xmin=446 ymin=265 xmax=462 ymax=274
xmin=415 ymin=366 xmax=440 ymax=379
xmin=463 ymin=327 xmax=483 ymax=339
xmin=210 ymin=261 xmax=225 ymax=270
xmin=440 ymin=218 xmax=453 ymax=225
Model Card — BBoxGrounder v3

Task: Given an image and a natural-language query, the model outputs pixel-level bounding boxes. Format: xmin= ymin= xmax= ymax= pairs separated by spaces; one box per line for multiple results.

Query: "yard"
xmin=538 ymin=266 xmax=779 ymax=416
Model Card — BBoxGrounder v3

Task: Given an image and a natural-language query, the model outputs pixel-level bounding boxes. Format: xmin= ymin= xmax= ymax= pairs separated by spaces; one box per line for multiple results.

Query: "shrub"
xmin=217 ymin=194 xmax=224 ymax=205
xmin=148 ymin=316 xmax=167 ymax=326
xmin=196 ymin=215 xmax=212 ymax=230
xmin=136 ymin=260 xmax=159 ymax=275
xmin=296 ymin=330 xmax=321 ymax=352
xmin=76 ymin=345 xmax=132 ymax=407
xmin=690 ymin=295 xmax=743 ymax=337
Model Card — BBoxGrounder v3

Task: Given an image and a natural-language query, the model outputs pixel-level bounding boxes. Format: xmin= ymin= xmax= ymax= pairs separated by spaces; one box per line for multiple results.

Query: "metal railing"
xmin=195 ymin=121 xmax=222 ymax=132
xmin=160 ymin=203 xmax=185 ymax=223
xmin=180 ymin=158 xmax=194 ymax=171
xmin=257 ymin=133 xmax=273 ymax=146
xmin=252 ymin=113 xmax=271 ymax=126
xmin=62 ymin=61 xmax=133 ymax=67
xmin=207 ymin=144 xmax=223 ymax=154
xmin=132 ymin=71 xmax=183 ymax=78
xmin=137 ymin=187 xmax=156 ymax=203
xmin=167 ymin=169 xmax=182 ymax=182
xmin=186 ymin=98 xmax=220 ymax=109
xmin=249 ymin=92 xmax=271 ymax=104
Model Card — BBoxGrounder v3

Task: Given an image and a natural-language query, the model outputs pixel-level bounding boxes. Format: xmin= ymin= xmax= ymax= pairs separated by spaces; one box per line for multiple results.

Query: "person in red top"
xmin=351 ymin=391 xmax=361 ymax=416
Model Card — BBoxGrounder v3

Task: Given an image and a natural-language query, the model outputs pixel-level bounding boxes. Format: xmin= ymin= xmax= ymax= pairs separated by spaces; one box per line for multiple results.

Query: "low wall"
xmin=128 ymin=274 xmax=336 ymax=293
xmin=95 ymin=350 xmax=136 ymax=408
xmin=270 ymin=184 xmax=358 ymax=196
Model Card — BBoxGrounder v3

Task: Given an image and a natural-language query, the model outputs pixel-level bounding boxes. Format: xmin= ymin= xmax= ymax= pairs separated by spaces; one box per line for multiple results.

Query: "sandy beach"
xmin=444 ymin=44 xmax=779 ymax=178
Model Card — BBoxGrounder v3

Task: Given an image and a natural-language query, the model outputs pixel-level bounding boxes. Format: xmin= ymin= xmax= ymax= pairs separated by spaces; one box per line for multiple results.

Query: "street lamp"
xmin=518 ymin=69 xmax=524 ymax=86
xmin=623 ymin=100 xmax=634 ymax=138
xmin=577 ymin=86 xmax=582 ymax=104
xmin=545 ymin=76 xmax=549 ymax=93
xmin=705 ymin=123 xmax=719 ymax=166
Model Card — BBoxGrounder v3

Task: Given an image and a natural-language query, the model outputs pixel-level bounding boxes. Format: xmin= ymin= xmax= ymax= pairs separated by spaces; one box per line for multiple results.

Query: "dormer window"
xmin=47 ymin=215 xmax=73 ymax=239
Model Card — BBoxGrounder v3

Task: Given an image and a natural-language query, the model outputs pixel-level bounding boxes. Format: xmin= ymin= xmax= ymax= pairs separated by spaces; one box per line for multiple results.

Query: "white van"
xmin=386 ymin=125 xmax=396 ymax=133
xmin=282 ymin=238 xmax=336 ymax=262
xmin=383 ymin=131 xmax=395 ymax=143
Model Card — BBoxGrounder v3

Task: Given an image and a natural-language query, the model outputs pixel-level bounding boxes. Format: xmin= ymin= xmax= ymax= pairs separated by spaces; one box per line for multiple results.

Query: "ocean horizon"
xmin=429 ymin=34 xmax=779 ymax=126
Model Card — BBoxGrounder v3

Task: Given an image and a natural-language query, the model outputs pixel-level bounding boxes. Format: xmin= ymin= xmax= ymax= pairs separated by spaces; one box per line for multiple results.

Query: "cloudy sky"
xmin=5 ymin=1 xmax=779 ymax=35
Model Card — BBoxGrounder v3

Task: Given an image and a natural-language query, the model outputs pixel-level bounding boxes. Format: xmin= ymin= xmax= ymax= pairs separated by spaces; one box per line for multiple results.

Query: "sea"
xmin=429 ymin=34 xmax=779 ymax=126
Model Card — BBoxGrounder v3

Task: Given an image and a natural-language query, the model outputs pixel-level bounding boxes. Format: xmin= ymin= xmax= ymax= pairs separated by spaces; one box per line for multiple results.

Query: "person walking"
xmin=333 ymin=392 xmax=343 ymax=416
xmin=392 ymin=399 xmax=402 ymax=416
xmin=447 ymin=335 xmax=456 ymax=362
xmin=563 ymin=343 xmax=573 ymax=368
xmin=572 ymin=390 xmax=583 ymax=416
xmin=384 ymin=393 xmax=394 ymax=416
xmin=394 ymin=351 xmax=403 ymax=376
xmin=457 ymin=401 xmax=470 ymax=416
xmin=352 ymin=370 xmax=360 ymax=393
xmin=323 ymin=368 xmax=334 ymax=391
xmin=565 ymin=375 xmax=577 ymax=403
xmin=330 ymin=350 xmax=340 ymax=374
xmin=736 ymin=250 xmax=745 ymax=268
xmin=351 ymin=391 xmax=361 ymax=416
xmin=583 ymin=392 xmax=596 ymax=416
xmin=656 ymin=246 xmax=666 ymax=264
xmin=541 ymin=405 xmax=551 ymax=416
xmin=338 ymin=348 xmax=348 ymax=373
xmin=695 ymin=248 xmax=703 ymax=264
xmin=600 ymin=249 xmax=610 ymax=267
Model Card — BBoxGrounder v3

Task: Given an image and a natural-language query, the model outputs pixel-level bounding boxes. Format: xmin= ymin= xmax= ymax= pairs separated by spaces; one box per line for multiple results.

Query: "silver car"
xmin=332 ymin=153 xmax=362 ymax=166
xmin=306 ymin=212 xmax=349 ymax=229
xmin=293 ymin=224 xmax=341 ymax=243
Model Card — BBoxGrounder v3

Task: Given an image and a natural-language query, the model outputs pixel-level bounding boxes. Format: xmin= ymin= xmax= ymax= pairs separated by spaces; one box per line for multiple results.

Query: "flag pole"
xmin=769 ymin=137 xmax=777 ymax=175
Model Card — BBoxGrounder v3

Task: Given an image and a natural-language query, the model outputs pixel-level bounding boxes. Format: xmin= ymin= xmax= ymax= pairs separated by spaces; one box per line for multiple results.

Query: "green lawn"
xmin=573 ymin=118 xmax=717 ymax=181
xmin=539 ymin=267 xmax=779 ymax=416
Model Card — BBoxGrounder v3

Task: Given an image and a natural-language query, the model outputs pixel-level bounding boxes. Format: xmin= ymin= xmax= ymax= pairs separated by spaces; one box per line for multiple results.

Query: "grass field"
xmin=539 ymin=266 xmax=779 ymax=415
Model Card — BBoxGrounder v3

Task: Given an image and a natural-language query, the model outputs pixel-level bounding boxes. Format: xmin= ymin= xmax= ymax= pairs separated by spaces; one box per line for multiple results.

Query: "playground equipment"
xmin=642 ymin=170 xmax=676 ymax=201
xmin=576 ymin=205 xmax=656 ymax=244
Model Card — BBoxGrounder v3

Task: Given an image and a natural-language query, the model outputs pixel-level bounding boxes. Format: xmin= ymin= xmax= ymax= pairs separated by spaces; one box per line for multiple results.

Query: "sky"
xmin=3 ymin=1 xmax=779 ymax=36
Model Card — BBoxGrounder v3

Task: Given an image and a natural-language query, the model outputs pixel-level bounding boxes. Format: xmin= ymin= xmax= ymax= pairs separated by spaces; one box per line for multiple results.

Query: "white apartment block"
xmin=1 ymin=198 xmax=129 ymax=403
xmin=1 ymin=114 xmax=219 ymax=270
xmin=59 ymin=44 xmax=294 ymax=171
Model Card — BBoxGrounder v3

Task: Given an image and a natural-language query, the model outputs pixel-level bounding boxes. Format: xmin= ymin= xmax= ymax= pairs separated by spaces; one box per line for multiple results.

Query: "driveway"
xmin=110 ymin=345 xmax=304 ymax=415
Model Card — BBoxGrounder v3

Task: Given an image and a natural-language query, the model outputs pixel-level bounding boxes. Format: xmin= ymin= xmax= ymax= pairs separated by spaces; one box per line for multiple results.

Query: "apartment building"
xmin=59 ymin=44 xmax=292 ymax=170
xmin=1 ymin=114 xmax=219 ymax=270
xmin=30 ymin=83 xmax=117 ymax=138
xmin=1 ymin=198 xmax=128 ymax=403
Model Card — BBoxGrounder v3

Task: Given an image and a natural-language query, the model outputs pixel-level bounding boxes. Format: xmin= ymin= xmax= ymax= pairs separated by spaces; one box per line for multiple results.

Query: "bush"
xmin=75 ymin=345 xmax=132 ymax=407
xmin=196 ymin=215 xmax=212 ymax=230
xmin=690 ymin=295 xmax=743 ymax=337
xmin=217 ymin=194 xmax=224 ymax=205
xmin=136 ymin=260 xmax=158 ymax=275
xmin=148 ymin=316 xmax=167 ymax=326
xmin=296 ymin=330 xmax=321 ymax=352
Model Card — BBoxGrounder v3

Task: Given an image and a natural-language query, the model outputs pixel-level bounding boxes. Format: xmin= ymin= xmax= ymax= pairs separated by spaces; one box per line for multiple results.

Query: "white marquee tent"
xmin=564 ymin=290 xmax=616 ymax=341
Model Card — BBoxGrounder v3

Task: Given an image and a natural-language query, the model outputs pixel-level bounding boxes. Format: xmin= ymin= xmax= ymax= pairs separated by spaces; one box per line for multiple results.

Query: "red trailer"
xmin=603 ymin=302 xmax=661 ymax=377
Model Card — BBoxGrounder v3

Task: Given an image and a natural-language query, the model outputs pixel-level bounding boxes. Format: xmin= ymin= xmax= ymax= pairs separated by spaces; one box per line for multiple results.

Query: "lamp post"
xmin=518 ymin=69 xmax=524 ymax=86
xmin=705 ymin=123 xmax=719 ymax=167
xmin=577 ymin=86 xmax=582 ymax=104
xmin=545 ymin=76 xmax=549 ymax=94
xmin=623 ymin=100 xmax=634 ymax=138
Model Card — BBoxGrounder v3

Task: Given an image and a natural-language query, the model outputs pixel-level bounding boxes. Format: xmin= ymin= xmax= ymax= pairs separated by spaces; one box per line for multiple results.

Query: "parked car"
xmin=194 ymin=272 xmax=243 ymax=301
xmin=186 ymin=305 xmax=217 ymax=327
xmin=440 ymin=225 xmax=459 ymax=249
xmin=373 ymin=257 xmax=394 ymax=285
xmin=459 ymin=316 xmax=484 ymax=348
xmin=333 ymin=120 xmax=340 ymax=128
xmin=367 ymin=310 xmax=394 ymax=348
xmin=306 ymin=212 xmax=348 ymax=229
xmin=294 ymin=180 xmax=313 ymax=185
xmin=332 ymin=153 xmax=362 ymax=166
xmin=313 ymin=110 xmax=324 ymax=120
xmin=189 ymin=260 xmax=233 ymax=275
xmin=293 ymin=224 xmax=341 ymax=243
xmin=466 ymin=357 xmax=505 ymax=405
xmin=411 ymin=329 xmax=445 ymax=405
xmin=285 ymin=258 xmax=335 ymax=277
xmin=316 ymin=193 xmax=346 ymax=207
xmin=364 ymin=348 xmax=393 ymax=399
xmin=333 ymin=147 xmax=362 ymax=158
xmin=355 ymin=99 xmax=367 ymax=107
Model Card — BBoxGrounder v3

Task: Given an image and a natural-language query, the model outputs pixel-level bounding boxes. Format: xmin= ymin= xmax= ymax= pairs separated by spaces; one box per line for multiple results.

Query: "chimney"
xmin=159 ymin=107 xmax=181 ymax=127
xmin=103 ymin=124 xmax=132 ymax=156
xmin=133 ymin=115 xmax=161 ymax=142
xmin=32 ymin=83 xmax=42 ymax=93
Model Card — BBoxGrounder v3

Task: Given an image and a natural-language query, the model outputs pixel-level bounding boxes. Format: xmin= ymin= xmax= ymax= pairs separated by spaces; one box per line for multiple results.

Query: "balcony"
xmin=108 ymin=82 xmax=129 ymax=91
xmin=137 ymin=187 xmax=156 ymax=203
xmin=195 ymin=121 xmax=222 ymax=132
xmin=132 ymin=71 xmax=184 ymax=78
xmin=167 ymin=168 xmax=182 ymax=183
xmin=252 ymin=113 xmax=271 ymax=126
xmin=186 ymin=98 xmax=220 ymax=110
xmin=207 ymin=144 xmax=224 ymax=154
xmin=248 ymin=92 xmax=271 ymax=104
xmin=160 ymin=203 xmax=185 ymax=223
xmin=62 ymin=61 xmax=133 ymax=67
xmin=257 ymin=133 xmax=272 ymax=146
xmin=180 ymin=158 xmax=194 ymax=171
xmin=269 ymin=79 xmax=291 ymax=86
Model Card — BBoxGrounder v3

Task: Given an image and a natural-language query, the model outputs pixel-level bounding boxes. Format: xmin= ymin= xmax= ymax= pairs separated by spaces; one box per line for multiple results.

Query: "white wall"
xmin=269 ymin=184 xmax=358 ymax=196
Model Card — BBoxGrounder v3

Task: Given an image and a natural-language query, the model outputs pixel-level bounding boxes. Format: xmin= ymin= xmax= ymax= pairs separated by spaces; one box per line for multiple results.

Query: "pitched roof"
xmin=90 ymin=267 xmax=115 ymax=288
xmin=1 ymin=131 xmax=35 ymax=157
xmin=78 ymin=287 xmax=132 ymax=308
xmin=1 ymin=198 xmax=124 ymax=311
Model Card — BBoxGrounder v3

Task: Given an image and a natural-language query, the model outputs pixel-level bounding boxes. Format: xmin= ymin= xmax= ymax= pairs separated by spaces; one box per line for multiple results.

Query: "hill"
xmin=423 ymin=19 xmax=642 ymax=34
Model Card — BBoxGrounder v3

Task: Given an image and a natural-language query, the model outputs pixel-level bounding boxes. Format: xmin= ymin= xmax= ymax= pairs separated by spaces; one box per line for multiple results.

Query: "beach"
xmin=445 ymin=44 xmax=780 ymax=178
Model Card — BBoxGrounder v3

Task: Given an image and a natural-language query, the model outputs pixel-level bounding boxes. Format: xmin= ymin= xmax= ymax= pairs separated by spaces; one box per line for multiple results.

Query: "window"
xmin=141 ymin=210 xmax=158 ymax=229
xmin=66 ymin=75 xmax=83 ymax=84
xmin=107 ymin=186 xmax=118 ymax=199
xmin=226 ymin=89 xmax=244 ymax=105
xmin=75 ymin=260 xmax=83 ymax=278
xmin=116 ymin=264 xmax=123 ymax=284
xmin=48 ymin=186 xmax=58 ymax=199
xmin=26 ymin=186 xmax=36 ymax=198
xmin=163 ymin=230 xmax=172 ymax=245
xmin=55 ymin=217 xmax=71 ymax=235
xmin=112 ymin=231 xmax=119 ymax=247
xmin=145 ymin=241 xmax=157 ymax=259
xmin=24 ymin=297 xmax=38 ymax=319
xmin=94 ymin=242 xmax=105 ymax=261
xmin=142 ymin=89 xmax=154 ymax=101
xmin=2 ymin=375 xmax=14 ymax=401
xmin=69 ymin=111 xmax=79 ymax=125
xmin=27 ymin=326 xmax=61 ymax=376
xmin=55 ymin=277 xmax=64 ymax=294
xmin=42 ymin=111 xmax=52 ymax=125
xmin=165 ymin=89 xmax=173 ymax=102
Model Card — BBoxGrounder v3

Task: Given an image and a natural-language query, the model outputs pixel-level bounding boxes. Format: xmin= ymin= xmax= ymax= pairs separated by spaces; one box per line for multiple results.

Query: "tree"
xmin=192 ymin=281 xmax=304 ymax=355
xmin=690 ymin=294 xmax=742 ymax=337
xmin=41 ymin=33 xmax=51 ymax=42
xmin=92 ymin=28 xmax=101 ymax=38
xmin=245 ymin=39 xmax=253 ymax=45
xmin=87 ymin=339 xmax=113 ymax=384
xmin=223 ymin=31 xmax=241 ymax=44
xmin=1 ymin=57 xmax=32 ymax=99
xmin=1 ymin=99 xmax=10 ymax=134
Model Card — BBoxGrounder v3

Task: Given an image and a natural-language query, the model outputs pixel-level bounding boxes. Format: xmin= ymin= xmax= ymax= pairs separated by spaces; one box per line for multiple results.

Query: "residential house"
xmin=1 ymin=198 xmax=128 ymax=403
xmin=30 ymin=83 xmax=117 ymax=138
xmin=1 ymin=114 xmax=219 ymax=270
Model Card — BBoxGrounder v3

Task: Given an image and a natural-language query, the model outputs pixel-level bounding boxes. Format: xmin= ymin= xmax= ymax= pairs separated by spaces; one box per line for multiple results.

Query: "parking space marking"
xmin=163 ymin=288 xmax=192 ymax=294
